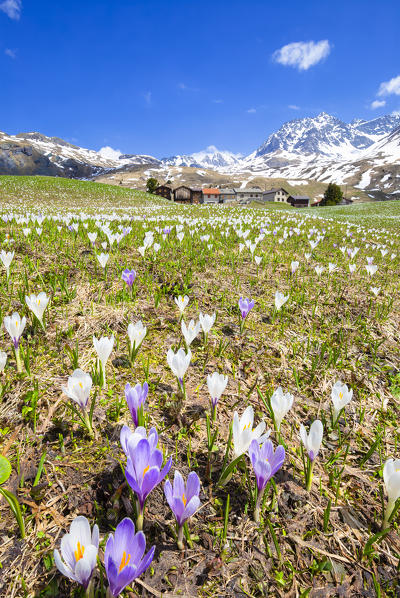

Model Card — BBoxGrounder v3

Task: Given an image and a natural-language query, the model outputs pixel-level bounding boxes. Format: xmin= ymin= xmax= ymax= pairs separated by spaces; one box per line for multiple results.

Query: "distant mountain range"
xmin=1 ymin=112 xmax=400 ymax=196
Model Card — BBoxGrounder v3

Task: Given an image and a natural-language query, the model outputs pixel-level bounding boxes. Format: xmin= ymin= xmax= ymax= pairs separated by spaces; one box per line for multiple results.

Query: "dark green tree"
xmin=146 ymin=177 xmax=159 ymax=194
xmin=321 ymin=183 xmax=343 ymax=206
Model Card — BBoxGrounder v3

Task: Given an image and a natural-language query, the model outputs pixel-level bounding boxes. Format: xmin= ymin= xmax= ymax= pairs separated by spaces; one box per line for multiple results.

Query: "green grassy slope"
xmin=0 ymin=175 xmax=169 ymax=210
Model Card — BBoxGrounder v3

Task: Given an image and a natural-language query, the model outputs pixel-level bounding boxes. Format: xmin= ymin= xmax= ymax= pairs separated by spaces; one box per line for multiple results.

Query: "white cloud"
xmin=5 ymin=48 xmax=16 ymax=58
xmin=288 ymin=104 xmax=300 ymax=110
xmin=370 ymin=99 xmax=386 ymax=109
xmin=0 ymin=0 xmax=21 ymax=19
xmin=246 ymin=108 xmax=256 ymax=113
xmin=272 ymin=40 xmax=331 ymax=71
xmin=377 ymin=75 xmax=400 ymax=97
xmin=99 ymin=146 xmax=122 ymax=161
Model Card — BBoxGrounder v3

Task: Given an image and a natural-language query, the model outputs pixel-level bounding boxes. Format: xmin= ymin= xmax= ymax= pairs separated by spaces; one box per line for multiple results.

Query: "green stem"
xmin=136 ymin=506 xmax=144 ymax=531
xmin=177 ymin=525 xmax=184 ymax=550
xmin=15 ymin=348 xmax=22 ymax=374
xmin=83 ymin=410 xmax=94 ymax=439
xmin=306 ymin=459 xmax=315 ymax=491
xmin=383 ymin=500 xmax=394 ymax=530
xmin=254 ymin=487 xmax=265 ymax=522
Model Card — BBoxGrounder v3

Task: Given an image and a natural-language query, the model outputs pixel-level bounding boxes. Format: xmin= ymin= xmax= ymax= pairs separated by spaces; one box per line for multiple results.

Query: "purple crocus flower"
xmin=105 ymin=518 xmax=155 ymax=597
xmin=120 ymin=425 xmax=157 ymax=457
xmin=122 ymin=268 xmax=136 ymax=287
xmin=238 ymin=297 xmax=255 ymax=319
xmin=163 ymin=226 xmax=171 ymax=235
xmin=164 ymin=470 xmax=201 ymax=549
xmin=124 ymin=427 xmax=172 ymax=528
xmin=248 ymin=439 xmax=285 ymax=522
xmin=125 ymin=382 xmax=148 ymax=427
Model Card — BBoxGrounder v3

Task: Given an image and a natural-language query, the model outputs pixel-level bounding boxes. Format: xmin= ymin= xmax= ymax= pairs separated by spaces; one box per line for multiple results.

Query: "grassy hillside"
xmin=304 ymin=199 xmax=400 ymax=228
xmin=0 ymin=175 xmax=168 ymax=211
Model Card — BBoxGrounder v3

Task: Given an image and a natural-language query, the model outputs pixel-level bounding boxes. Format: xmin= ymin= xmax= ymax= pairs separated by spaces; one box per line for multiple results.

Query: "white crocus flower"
xmin=199 ymin=312 xmax=216 ymax=335
xmin=167 ymin=348 xmax=191 ymax=390
xmin=365 ymin=264 xmax=378 ymax=276
xmin=315 ymin=265 xmax=325 ymax=276
xmin=275 ymin=291 xmax=289 ymax=311
xmin=270 ymin=387 xmax=294 ymax=430
xmin=127 ymin=320 xmax=147 ymax=352
xmin=96 ymin=253 xmax=109 ymax=268
xmin=25 ymin=292 xmax=50 ymax=328
xmin=254 ymin=255 xmax=262 ymax=266
xmin=175 ymin=295 xmax=189 ymax=314
xmin=232 ymin=406 xmax=270 ymax=458
xmin=0 ymin=350 xmax=7 ymax=372
xmin=62 ymin=369 xmax=93 ymax=410
xmin=88 ymin=232 xmax=97 ymax=244
xmin=3 ymin=312 xmax=26 ymax=372
xmin=370 ymin=287 xmax=381 ymax=296
xmin=181 ymin=319 xmax=200 ymax=347
xmin=300 ymin=420 xmax=323 ymax=461
xmin=349 ymin=263 xmax=357 ymax=273
xmin=207 ymin=371 xmax=228 ymax=417
xmin=383 ymin=458 xmax=400 ymax=527
xmin=93 ymin=335 xmax=114 ymax=387
xmin=0 ymin=250 xmax=14 ymax=279
xmin=54 ymin=515 xmax=99 ymax=588
xmin=328 ymin=263 xmax=338 ymax=273
xmin=291 ymin=260 xmax=299 ymax=274
xmin=331 ymin=381 xmax=353 ymax=423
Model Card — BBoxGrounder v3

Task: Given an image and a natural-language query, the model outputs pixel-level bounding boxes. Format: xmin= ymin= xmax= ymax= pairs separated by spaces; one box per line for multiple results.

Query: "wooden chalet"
xmin=173 ymin=185 xmax=202 ymax=204
xmin=154 ymin=185 xmax=172 ymax=200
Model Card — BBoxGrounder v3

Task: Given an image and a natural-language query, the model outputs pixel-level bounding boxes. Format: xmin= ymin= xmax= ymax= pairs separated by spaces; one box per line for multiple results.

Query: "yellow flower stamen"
xmin=182 ymin=493 xmax=187 ymax=506
xmin=74 ymin=542 xmax=85 ymax=562
xmin=119 ymin=551 xmax=131 ymax=572
xmin=143 ymin=465 xmax=150 ymax=477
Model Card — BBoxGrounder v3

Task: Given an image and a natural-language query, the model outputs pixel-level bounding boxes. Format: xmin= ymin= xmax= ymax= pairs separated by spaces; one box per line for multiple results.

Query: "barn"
xmin=154 ymin=185 xmax=172 ymax=200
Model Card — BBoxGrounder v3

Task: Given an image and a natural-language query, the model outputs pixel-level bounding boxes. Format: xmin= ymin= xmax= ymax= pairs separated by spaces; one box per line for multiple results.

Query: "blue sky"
xmin=1 ymin=0 xmax=399 ymax=157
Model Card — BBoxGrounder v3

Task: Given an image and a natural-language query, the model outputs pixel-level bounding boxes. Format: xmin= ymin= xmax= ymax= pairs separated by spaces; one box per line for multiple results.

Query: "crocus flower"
xmin=124 ymin=427 xmax=172 ymax=529
xmin=25 ymin=292 xmax=50 ymax=329
xmin=62 ymin=369 xmax=93 ymax=410
xmin=383 ymin=458 xmax=400 ymax=528
xmin=0 ymin=250 xmax=14 ymax=279
xmin=300 ymin=420 xmax=323 ymax=462
xmin=127 ymin=321 xmax=147 ymax=354
xmin=164 ymin=470 xmax=201 ymax=549
xmin=167 ymin=348 xmax=191 ymax=393
xmin=270 ymin=387 xmax=294 ymax=431
xmin=181 ymin=319 xmax=200 ymax=347
xmin=175 ymin=295 xmax=189 ymax=314
xmin=331 ymin=381 xmax=353 ymax=424
xmin=93 ymin=334 xmax=114 ymax=388
xmin=371 ymin=286 xmax=381 ymax=296
xmin=275 ymin=291 xmax=289 ymax=311
xmin=199 ymin=312 xmax=216 ymax=339
xmin=238 ymin=297 xmax=254 ymax=319
xmin=54 ymin=515 xmax=99 ymax=590
xmin=3 ymin=312 xmax=26 ymax=350
xmin=0 ymin=350 xmax=7 ymax=372
xmin=120 ymin=425 xmax=158 ymax=457
xmin=300 ymin=420 xmax=323 ymax=490
xmin=248 ymin=439 xmax=285 ymax=521
xmin=105 ymin=517 xmax=155 ymax=597
xmin=97 ymin=252 xmax=109 ymax=268
xmin=365 ymin=264 xmax=378 ymax=276
xmin=291 ymin=261 xmax=299 ymax=274
xmin=122 ymin=268 xmax=136 ymax=287
xmin=207 ymin=372 xmax=228 ymax=420
xmin=232 ymin=405 xmax=270 ymax=459
xmin=125 ymin=382 xmax=148 ymax=427
xmin=4 ymin=312 xmax=26 ymax=372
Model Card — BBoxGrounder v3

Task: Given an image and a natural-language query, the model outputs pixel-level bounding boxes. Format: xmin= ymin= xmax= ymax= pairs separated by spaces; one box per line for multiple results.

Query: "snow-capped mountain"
xmin=162 ymin=145 xmax=242 ymax=169
xmin=1 ymin=112 xmax=400 ymax=195
xmin=0 ymin=131 xmax=160 ymax=178
xmin=253 ymin=112 xmax=400 ymax=159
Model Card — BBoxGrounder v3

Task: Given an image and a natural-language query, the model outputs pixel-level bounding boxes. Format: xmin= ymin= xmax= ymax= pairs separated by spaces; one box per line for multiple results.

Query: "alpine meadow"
xmin=1 ymin=1 xmax=400 ymax=597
